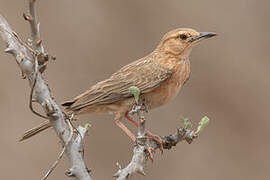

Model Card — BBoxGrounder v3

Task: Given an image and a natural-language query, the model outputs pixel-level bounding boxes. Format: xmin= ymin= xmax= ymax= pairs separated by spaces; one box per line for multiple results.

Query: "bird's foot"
xmin=146 ymin=145 xmax=155 ymax=162
xmin=146 ymin=131 xmax=164 ymax=154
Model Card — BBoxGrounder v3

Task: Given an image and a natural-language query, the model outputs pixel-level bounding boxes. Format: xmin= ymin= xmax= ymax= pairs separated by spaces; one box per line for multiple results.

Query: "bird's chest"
xmin=144 ymin=59 xmax=190 ymax=109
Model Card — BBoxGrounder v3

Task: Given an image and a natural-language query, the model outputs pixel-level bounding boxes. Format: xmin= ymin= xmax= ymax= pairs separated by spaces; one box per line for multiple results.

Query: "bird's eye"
xmin=179 ymin=34 xmax=187 ymax=40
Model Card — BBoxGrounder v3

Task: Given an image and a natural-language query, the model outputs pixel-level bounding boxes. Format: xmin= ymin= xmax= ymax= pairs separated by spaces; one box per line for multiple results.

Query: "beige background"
xmin=0 ymin=0 xmax=269 ymax=179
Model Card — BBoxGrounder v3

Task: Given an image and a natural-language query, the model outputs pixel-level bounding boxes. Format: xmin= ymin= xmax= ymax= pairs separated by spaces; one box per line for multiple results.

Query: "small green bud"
xmin=84 ymin=123 xmax=91 ymax=131
xmin=129 ymin=86 xmax=141 ymax=103
xmin=180 ymin=117 xmax=192 ymax=130
xmin=196 ymin=116 xmax=210 ymax=134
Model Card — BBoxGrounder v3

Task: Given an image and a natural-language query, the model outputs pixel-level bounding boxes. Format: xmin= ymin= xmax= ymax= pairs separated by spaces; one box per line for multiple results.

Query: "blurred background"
xmin=0 ymin=0 xmax=269 ymax=179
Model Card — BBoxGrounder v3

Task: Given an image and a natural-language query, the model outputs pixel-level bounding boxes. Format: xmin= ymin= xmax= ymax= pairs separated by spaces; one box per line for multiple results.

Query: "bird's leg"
xmin=125 ymin=112 xmax=139 ymax=127
xmin=115 ymin=119 xmax=136 ymax=142
xmin=115 ymin=118 xmax=154 ymax=160
xmin=125 ymin=112 xmax=164 ymax=153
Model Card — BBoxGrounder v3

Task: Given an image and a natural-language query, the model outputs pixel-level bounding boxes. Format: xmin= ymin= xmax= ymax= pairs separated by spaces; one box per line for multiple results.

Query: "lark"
xmin=21 ymin=28 xmax=216 ymax=145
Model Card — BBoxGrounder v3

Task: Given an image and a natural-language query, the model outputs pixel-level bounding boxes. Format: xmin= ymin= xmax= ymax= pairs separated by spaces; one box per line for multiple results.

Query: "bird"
xmin=20 ymin=28 xmax=216 ymax=144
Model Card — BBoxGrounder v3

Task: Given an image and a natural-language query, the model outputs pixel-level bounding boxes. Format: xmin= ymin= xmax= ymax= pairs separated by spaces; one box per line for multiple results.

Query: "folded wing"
xmin=62 ymin=59 xmax=173 ymax=112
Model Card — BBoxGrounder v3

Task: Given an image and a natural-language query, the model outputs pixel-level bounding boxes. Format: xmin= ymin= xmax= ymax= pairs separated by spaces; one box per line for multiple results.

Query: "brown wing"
xmin=62 ymin=59 xmax=173 ymax=111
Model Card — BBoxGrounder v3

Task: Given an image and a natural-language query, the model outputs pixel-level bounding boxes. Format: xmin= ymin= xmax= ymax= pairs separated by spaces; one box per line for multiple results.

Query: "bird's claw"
xmin=146 ymin=132 xmax=164 ymax=154
xmin=146 ymin=145 xmax=155 ymax=162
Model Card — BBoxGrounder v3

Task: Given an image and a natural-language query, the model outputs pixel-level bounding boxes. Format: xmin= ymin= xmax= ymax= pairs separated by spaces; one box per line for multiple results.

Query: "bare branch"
xmin=0 ymin=13 xmax=91 ymax=180
xmin=26 ymin=0 xmax=44 ymax=53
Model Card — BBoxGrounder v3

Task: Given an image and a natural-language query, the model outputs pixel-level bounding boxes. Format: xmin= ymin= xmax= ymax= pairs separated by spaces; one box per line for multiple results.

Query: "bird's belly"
xmin=143 ymin=79 xmax=183 ymax=109
xmin=143 ymin=61 xmax=190 ymax=109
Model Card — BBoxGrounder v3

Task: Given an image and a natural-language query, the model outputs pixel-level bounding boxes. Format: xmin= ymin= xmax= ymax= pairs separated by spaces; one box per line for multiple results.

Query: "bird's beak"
xmin=188 ymin=32 xmax=217 ymax=42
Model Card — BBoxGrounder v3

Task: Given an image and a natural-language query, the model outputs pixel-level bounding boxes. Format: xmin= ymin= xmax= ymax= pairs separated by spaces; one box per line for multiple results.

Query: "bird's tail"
xmin=19 ymin=120 xmax=51 ymax=142
xmin=20 ymin=99 xmax=77 ymax=142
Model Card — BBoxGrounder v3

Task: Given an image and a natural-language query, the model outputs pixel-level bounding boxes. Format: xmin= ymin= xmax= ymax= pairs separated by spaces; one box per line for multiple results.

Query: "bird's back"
xmin=62 ymin=56 xmax=173 ymax=113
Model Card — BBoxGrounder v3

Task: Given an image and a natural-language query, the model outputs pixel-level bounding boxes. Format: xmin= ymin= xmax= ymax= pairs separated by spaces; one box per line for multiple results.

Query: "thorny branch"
xmin=114 ymin=87 xmax=209 ymax=180
xmin=0 ymin=0 xmax=91 ymax=179
xmin=43 ymin=118 xmax=74 ymax=180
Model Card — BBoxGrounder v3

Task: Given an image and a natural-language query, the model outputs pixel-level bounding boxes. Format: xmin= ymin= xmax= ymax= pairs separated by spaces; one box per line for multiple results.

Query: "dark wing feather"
xmin=62 ymin=59 xmax=173 ymax=111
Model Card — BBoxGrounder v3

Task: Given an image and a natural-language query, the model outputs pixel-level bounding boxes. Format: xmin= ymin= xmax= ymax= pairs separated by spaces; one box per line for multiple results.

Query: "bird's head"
xmin=157 ymin=28 xmax=216 ymax=58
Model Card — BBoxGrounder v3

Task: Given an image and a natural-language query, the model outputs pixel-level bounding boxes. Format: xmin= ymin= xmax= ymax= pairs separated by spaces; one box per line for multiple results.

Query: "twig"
xmin=26 ymin=0 xmax=48 ymax=119
xmin=65 ymin=124 xmax=91 ymax=178
xmin=24 ymin=0 xmax=49 ymax=73
xmin=43 ymin=118 xmax=74 ymax=180
xmin=27 ymin=0 xmax=44 ymax=53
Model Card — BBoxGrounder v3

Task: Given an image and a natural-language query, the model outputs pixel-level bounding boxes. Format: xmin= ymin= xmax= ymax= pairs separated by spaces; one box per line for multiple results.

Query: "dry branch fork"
xmin=0 ymin=0 xmax=91 ymax=179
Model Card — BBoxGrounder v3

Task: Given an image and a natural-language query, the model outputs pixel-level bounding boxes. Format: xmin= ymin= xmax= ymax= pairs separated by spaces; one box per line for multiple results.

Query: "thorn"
xmin=27 ymin=38 xmax=33 ymax=46
xmin=186 ymin=138 xmax=193 ymax=144
xmin=137 ymin=167 xmax=146 ymax=176
xmin=37 ymin=22 xmax=40 ymax=32
xmin=143 ymin=103 xmax=149 ymax=112
xmin=21 ymin=71 xmax=26 ymax=79
xmin=39 ymin=64 xmax=47 ymax=73
xmin=44 ymin=99 xmax=53 ymax=112
xmin=4 ymin=47 xmax=13 ymax=53
xmin=116 ymin=162 xmax=122 ymax=170
xmin=113 ymin=172 xmax=120 ymax=178
xmin=51 ymin=55 xmax=56 ymax=61
xmin=36 ymin=39 xmax=42 ymax=46
xmin=65 ymin=170 xmax=75 ymax=177
xmin=140 ymin=116 xmax=145 ymax=124
xmin=86 ymin=167 xmax=91 ymax=173
xmin=27 ymin=42 xmax=32 ymax=47
xmin=22 ymin=13 xmax=33 ymax=21
xmin=37 ymin=53 xmax=49 ymax=64
xmin=113 ymin=162 xmax=122 ymax=177
xmin=176 ymin=128 xmax=181 ymax=137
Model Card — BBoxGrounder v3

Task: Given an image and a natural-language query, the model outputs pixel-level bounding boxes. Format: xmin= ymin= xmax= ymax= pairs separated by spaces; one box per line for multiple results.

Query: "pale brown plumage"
xmin=62 ymin=58 xmax=173 ymax=114
xmin=20 ymin=28 xmax=216 ymax=142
